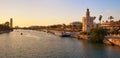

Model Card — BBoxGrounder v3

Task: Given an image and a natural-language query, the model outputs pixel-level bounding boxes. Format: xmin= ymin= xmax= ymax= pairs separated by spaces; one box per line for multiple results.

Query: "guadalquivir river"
xmin=0 ymin=29 xmax=120 ymax=58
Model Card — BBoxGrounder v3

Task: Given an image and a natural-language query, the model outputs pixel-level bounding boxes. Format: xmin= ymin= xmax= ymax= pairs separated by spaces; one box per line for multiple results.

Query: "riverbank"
xmin=104 ymin=37 xmax=120 ymax=46
xmin=46 ymin=30 xmax=73 ymax=37
xmin=41 ymin=30 xmax=90 ymax=39
xmin=0 ymin=29 xmax=13 ymax=34
xmin=39 ymin=29 xmax=120 ymax=47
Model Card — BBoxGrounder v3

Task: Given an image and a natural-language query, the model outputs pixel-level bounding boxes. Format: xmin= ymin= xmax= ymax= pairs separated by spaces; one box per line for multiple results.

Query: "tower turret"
xmin=86 ymin=8 xmax=90 ymax=17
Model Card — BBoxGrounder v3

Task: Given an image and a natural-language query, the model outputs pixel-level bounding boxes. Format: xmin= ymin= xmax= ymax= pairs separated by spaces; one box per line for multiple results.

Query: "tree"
xmin=0 ymin=25 xmax=13 ymax=31
xmin=108 ymin=16 xmax=114 ymax=21
xmin=90 ymin=28 xmax=107 ymax=43
xmin=99 ymin=15 xmax=102 ymax=24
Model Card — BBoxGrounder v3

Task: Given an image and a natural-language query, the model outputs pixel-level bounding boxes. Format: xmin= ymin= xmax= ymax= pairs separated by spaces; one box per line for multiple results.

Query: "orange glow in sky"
xmin=0 ymin=0 xmax=120 ymax=27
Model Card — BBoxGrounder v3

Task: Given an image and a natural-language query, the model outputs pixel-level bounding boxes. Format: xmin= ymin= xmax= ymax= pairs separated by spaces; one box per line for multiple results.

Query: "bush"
xmin=90 ymin=28 xmax=107 ymax=43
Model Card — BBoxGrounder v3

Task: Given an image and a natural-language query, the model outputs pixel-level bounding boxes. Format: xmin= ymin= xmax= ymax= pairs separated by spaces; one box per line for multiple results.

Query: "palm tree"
xmin=108 ymin=16 xmax=114 ymax=21
xmin=99 ymin=15 xmax=102 ymax=24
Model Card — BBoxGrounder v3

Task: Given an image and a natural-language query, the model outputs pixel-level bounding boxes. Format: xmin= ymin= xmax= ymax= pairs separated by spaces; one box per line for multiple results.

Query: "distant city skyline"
xmin=0 ymin=0 xmax=120 ymax=27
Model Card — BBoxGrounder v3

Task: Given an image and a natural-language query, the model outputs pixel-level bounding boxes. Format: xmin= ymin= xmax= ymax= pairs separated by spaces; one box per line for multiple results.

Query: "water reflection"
xmin=0 ymin=29 xmax=120 ymax=58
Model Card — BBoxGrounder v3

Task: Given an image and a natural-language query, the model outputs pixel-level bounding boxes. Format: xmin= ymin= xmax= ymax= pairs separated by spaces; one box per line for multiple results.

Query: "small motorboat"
xmin=21 ymin=33 xmax=23 ymax=35
xmin=60 ymin=31 xmax=71 ymax=37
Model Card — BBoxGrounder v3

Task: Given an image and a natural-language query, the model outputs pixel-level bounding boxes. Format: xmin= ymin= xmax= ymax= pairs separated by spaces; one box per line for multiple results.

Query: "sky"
xmin=0 ymin=0 xmax=120 ymax=27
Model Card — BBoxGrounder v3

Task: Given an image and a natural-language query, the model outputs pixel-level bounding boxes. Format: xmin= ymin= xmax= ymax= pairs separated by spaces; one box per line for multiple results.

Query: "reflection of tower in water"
xmin=10 ymin=18 xmax=13 ymax=28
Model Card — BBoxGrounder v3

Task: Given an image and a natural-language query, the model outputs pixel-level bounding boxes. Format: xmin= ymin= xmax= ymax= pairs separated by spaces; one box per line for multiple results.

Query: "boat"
xmin=21 ymin=33 xmax=23 ymax=35
xmin=54 ymin=31 xmax=71 ymax=37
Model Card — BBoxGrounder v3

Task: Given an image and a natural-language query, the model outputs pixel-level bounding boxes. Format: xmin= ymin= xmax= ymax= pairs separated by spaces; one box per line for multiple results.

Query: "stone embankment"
xmin=0 ymin=31 xmax=11 ymax=34
xmin=104 ymin=36 xmax=120 ymax=46
xmin=108 ymin=38 xmax=120 ymax=46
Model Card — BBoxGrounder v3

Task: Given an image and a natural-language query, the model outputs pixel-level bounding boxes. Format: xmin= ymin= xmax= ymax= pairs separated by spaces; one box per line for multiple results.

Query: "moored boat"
xmin=54 ymin=31 xmax=71 ymax=37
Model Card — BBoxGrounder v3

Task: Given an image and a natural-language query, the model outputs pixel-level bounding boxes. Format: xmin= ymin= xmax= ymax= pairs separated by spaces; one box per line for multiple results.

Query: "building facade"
xmin=70 ymin=21 xmax=82 ymax=26
xmin=82 ymin=8 xmax=96 ymax=33
xmin=100 ymin=20 xmax=120 ymax=31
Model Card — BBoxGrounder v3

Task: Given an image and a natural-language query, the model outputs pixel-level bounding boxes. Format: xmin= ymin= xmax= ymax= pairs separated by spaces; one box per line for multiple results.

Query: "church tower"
xmin=82 ymin=8 xmax=96 ymax=33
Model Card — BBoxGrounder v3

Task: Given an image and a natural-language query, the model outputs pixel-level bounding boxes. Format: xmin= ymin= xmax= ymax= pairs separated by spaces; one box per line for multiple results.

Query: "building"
xmin=10 ymin=18 xmax=13 ymax=28
xmin=70 ymin=21 xmax=82 ymax=26
xmin=82 ymin=8 xmax=96 ymax=33
xmin=100 ymin=20 xmax=120 ymax=31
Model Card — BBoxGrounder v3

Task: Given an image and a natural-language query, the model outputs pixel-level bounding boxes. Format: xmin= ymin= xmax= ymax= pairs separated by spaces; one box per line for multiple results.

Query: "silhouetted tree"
xmin=108 ymin=16 xmax=114 ymax=21
xmin=99 ymin=15 xmax=102 ymax=24
xmin=0 ymin=25 xmax=12 ymax=31
xmin=90 ymin=28 xmax=107 ymax=43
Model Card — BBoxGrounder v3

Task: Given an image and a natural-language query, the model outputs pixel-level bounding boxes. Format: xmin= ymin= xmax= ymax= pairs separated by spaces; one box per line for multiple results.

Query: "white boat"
xmin=55 ymin=31 xmax=71 ymax=37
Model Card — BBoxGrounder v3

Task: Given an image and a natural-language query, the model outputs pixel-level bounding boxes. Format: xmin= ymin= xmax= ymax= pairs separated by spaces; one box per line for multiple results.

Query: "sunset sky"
xmin=0 ymin=0 xmax=120 ymax=27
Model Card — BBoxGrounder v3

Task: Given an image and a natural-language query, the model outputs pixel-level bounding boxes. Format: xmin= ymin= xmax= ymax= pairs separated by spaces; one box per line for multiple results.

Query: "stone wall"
xmin=108 ymin=38 xmax=120 ymax=46
xmin=79 ymin=35 xmax=89 ymax=40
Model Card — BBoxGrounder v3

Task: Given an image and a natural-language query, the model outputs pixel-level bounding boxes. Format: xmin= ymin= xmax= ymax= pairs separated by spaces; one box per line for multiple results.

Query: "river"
xmin=0 ymin=29 xmax=120 ymax=58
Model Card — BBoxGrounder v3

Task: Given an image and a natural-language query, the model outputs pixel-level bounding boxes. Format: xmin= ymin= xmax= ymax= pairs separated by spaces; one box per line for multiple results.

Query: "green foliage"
xmin=108 ymin=16 xmax=114 ymax=20
xmin=90 ymin=28 xmax=107 ymax=43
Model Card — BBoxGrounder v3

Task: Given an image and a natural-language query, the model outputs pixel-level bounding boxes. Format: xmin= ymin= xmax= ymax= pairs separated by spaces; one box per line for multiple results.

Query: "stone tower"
xmin=82 ymin=8 xmax=96 ymax=33
xmin=86 ymin=8 xmax=90 ymax=17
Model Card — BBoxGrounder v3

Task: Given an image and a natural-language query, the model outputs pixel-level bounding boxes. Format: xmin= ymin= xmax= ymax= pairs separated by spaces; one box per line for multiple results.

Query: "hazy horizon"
xmin=0 ymin=0 xmax=120 ymax=27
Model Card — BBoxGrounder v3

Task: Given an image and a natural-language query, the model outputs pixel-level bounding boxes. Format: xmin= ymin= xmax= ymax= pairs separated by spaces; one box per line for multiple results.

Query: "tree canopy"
xmin=90 ymin=28 xmax=107 ymax=43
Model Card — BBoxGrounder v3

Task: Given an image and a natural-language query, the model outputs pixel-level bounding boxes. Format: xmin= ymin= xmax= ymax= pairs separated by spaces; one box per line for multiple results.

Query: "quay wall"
xmin=79 ymin=35 xmax=89 ymax=39
xmin=108 ymin=38 xmax=120 ymax=46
